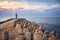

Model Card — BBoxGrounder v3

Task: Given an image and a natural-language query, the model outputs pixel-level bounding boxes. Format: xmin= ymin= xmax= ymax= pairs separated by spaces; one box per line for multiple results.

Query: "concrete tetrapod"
xmin=25 ymin=31 xmax=32 ymax=40
xmin=15 ymin=35 xmax=24 ymax=40
xmin=43 ymin=31 xmax=48 ymax=40
xmin=33 ymin=29 xmax=43 ymax=40
xmin=49 ymin=31 xmax=57 ymax=40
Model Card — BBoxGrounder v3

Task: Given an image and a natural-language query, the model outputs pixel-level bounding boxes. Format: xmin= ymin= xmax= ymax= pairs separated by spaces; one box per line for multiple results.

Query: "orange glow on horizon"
xmin=0 ymin=1 xmax=60 ymax=10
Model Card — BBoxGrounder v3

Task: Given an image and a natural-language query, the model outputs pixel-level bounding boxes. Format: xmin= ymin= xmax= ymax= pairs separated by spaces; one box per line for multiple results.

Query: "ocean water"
xmin=25 ymin=17 xmax=60 ymax=37
xmin=25 ymin=17 xmax=60 ymax=25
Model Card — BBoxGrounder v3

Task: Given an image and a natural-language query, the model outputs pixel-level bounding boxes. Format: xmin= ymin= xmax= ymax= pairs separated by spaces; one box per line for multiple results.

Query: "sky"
xmin=0 ymin=0 xmax=60 ymax=10
xmin=0 ymin=0 xmax=60 ymax=23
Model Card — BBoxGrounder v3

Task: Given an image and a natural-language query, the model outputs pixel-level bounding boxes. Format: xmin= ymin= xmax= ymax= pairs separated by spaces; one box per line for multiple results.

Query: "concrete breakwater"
xmin=0 ymin=18 xmax=60 ymax=40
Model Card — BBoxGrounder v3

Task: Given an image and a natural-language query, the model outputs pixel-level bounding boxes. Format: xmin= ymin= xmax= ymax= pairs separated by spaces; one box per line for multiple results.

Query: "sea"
xmin=26 ymin=17 xmax=60 ymax=37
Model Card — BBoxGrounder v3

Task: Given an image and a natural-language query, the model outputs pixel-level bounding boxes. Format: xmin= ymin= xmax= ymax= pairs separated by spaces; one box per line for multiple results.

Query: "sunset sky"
xmin=0 ymin=0 xmax=60 ymax=22
xmin=0 ymin=0 xmax=60 ymax=10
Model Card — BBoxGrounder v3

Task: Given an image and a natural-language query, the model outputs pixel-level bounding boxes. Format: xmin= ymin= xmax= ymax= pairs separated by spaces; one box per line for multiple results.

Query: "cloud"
xmin=0 ymin=0 xmax=60 ymax=3
xmin=0 ymin=1 xmax=60 ymax=11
